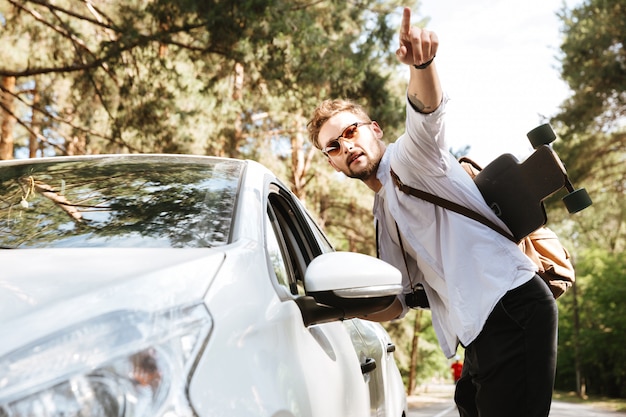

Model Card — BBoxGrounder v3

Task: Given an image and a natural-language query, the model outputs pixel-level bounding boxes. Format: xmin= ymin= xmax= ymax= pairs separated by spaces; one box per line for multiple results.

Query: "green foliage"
xmin=554 ymin=0 xmax=625 ymax=135
xmin=307 ymin=168 xmax=377 ymax=254
xmin=0 ymin=0 xmax=410 ymax=158
xmin=550 ymin=0 xmax=625 ymax=398
xmin=551 ymin=0 xmax=626 ymax=215
xmin=556 ymin=248 xmax=626 ymax=397
xmin=383 ymin=310 xmax=451 ymax=390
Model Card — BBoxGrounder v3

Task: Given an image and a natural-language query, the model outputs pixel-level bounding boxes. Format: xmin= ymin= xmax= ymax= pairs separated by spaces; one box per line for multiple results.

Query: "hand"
xmin=396 ymin=7 xmax=438 ymax=67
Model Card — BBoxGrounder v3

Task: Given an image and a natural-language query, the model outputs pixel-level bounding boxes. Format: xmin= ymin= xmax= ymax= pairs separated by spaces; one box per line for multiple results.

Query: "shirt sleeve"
xmin=394 ymin=94 xmax=451 ymax=177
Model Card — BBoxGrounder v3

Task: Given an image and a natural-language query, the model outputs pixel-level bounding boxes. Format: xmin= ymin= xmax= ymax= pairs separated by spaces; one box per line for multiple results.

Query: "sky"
xmin=416 ymin=0 xmax=580 ymax=166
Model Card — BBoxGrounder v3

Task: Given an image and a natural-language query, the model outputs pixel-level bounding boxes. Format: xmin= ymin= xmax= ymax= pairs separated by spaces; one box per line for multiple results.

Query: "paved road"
xmin=409 ymin=402 xmax=626 ymax=417
xmin=407 ymin=385 xmax=626 ymax=417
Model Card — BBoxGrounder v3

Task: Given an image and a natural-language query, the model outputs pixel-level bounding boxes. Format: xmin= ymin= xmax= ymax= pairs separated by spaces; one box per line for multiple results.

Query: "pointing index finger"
xmin=400 ymin=7 xmax=411 ymax=39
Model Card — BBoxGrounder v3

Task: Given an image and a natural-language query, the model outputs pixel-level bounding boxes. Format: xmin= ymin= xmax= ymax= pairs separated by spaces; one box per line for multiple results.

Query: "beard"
xmin=346 ymin=139 xmax=384 ymax=181
xmin=347 ymin=158 xmax=380 ymax=181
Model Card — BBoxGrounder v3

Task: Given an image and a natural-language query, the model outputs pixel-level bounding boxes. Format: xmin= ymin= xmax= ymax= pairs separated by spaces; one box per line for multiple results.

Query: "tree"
xmin=550 ymin=0 xmax=625 ymax=254
xmin=553 ymin=0 xmax=625 ymax=137
xmin=556 ymin=249 xmax=626 ymax=398
xmin=550 ymin=0 xmax=626 ymax=398
xmin=0 ymin=0 xmax=412 ymax=204
xmin=0 ymin=0 xmax=409 ymax=152
xmin=0 ymin=76 xmax=16 ymax=159
xmin=385 ymin=309 xmax=450 ymax=393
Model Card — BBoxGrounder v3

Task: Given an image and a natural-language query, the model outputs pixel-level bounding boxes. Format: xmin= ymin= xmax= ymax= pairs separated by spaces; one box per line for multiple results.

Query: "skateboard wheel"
xmin=527 ymin=124 xmax=556 ymax=149
xmin=562 ymin=188 xmax=592 ymax=213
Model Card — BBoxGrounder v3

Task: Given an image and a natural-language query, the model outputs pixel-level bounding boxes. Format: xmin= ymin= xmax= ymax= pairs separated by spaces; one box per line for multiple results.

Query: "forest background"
xmin=1 ymin=0 xmax=624 ymax=399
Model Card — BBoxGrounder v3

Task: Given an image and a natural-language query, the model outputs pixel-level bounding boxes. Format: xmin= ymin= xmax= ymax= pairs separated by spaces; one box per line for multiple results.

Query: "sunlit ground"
xmin=553 ymin=391 xmax=626 ymax=412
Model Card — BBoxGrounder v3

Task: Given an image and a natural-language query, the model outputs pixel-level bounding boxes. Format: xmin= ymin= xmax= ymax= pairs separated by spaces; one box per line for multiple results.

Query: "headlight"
xmin=0 ymin=303 xmax=211 ymax=417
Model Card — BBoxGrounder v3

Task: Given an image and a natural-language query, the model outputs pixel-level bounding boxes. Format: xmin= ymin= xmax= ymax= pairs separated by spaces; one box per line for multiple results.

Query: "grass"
xmin=553 ymin=391 xmax=626 ymax=412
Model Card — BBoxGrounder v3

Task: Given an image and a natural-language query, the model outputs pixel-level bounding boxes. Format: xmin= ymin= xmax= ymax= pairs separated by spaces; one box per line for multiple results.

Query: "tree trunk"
xmin=29 ymin=87 xmax=40 ymax=158
xmin=572 ymin=281 xmax=587 ymax=398
xmin=408 ymin=309 xmax=422 ymax=395
xmin=289 ymin=125 xmax=315 ymax=202
xmin=0 ymin=76 xmax=17 ymax=160
xmin=66 ymin=134 xmax=87 ymax=156
xmin=229 ymin=62 xmax=244 ymax=158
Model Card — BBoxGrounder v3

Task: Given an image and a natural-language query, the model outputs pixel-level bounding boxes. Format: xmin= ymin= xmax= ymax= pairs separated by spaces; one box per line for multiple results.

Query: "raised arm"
xmin=396 ymin=7 xmax=443 ymax=113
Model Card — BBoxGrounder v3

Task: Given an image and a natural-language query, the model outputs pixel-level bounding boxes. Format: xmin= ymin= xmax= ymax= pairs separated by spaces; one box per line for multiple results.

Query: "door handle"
xmin=361 ymin=357 xmax=377 ymax=374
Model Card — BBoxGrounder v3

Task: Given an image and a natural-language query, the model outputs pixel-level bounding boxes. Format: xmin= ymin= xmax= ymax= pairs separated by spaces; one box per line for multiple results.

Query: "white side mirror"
xmin=297 ymin=252 xmax=402 ymax=325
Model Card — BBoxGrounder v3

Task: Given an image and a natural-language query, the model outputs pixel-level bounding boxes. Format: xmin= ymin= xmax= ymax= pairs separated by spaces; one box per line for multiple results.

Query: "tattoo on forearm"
xmin=408 ymin=93 xmax=431 ymax=113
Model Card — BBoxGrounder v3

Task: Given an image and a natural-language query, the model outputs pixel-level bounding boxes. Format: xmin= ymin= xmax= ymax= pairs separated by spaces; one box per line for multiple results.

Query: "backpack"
xmin=390 ymin=157 xmax=576 ymax=299
xmin=458 ymin=157 xmax=575 ymax=298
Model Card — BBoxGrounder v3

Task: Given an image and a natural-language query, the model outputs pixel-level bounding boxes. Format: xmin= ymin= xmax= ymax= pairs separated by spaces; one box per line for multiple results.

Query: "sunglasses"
xmin=321 ymin=122 xmax=372 ymax=157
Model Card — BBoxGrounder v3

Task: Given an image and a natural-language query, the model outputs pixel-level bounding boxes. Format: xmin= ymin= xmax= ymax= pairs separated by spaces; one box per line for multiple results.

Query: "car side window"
xmin=265 ymin=211 xmax=294 ymax=293
xmin=301 ymin=208 xmax=334 ymax=254
xmin=266 ymin=185 xmax=325 ymax=296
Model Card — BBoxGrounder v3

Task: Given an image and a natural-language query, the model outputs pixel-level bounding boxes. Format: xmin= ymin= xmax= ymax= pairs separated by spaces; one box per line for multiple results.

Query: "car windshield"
xmin=0 ymin=156 xmax=243 ymax=249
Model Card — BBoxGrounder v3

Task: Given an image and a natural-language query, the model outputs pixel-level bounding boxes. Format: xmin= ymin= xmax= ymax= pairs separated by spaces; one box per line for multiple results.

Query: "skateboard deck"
xmin=473 ymin=145 xmax=567 ymax=241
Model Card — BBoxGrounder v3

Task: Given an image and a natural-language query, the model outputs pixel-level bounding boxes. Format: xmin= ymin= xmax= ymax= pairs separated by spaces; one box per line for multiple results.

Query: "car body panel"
xmin=0 ymin=154 xmax=406 ymax=417
xmin=0 ymin=248 xmax=224 ymax=354
xmin=189 ymin=242 xmax=371 ymax=417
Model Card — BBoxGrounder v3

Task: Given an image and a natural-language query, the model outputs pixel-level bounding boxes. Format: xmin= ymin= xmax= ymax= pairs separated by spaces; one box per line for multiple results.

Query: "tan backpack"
xmin=459 ymin=157 xmax=575 ymax=298
xmin=390 ymin=157 xmax=576 ymax=299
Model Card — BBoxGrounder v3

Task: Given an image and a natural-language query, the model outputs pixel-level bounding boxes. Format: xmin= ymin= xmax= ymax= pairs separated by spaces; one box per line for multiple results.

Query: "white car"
xmin=0 ymin=155 xmax=407 ymax=417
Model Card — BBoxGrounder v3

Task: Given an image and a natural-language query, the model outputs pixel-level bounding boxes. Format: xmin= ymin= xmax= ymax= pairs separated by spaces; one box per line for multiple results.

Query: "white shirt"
xmin=374 ymin=96 xmax=537 ymax=358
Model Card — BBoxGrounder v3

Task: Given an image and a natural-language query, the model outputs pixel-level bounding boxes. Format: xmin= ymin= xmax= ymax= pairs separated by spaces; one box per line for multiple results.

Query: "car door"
xmin=265 ymin=183 xmax=373 ymax=416
xmin=343 ymin=318 xmax=407 ymax=416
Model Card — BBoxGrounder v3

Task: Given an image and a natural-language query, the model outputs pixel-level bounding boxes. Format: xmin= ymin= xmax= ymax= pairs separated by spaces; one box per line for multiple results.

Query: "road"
xmin=407 ymin=385 xmax=626 ymax=417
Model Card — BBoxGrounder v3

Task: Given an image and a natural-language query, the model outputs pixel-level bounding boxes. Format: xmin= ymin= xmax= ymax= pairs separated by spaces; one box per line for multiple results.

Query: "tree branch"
xmin=0 ymin=84 xmax=142 ymax=154
xmin=26 ymin=0 xmax=119 ymax=32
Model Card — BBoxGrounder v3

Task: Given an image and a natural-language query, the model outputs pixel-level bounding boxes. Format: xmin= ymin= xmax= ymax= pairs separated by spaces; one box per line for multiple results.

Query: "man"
xmin=451 ymin=356 xmax=463 ymax=384
xmin=307 ymin=7 xmax=558 ymax=417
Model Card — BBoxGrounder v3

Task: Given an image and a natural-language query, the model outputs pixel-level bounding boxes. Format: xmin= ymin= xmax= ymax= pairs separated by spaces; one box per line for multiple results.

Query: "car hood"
xmin=0 ymin=247 xmax=225 ymax=352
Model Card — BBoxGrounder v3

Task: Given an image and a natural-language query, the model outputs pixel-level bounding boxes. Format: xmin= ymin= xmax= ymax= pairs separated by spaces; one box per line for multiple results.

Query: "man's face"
xmin=318 ymin=111 xmax=385 ymax=182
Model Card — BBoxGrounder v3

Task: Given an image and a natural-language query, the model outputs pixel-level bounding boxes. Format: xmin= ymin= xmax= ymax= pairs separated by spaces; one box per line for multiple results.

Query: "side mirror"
xmin=295 ymin=252 xmax=402 ymax=326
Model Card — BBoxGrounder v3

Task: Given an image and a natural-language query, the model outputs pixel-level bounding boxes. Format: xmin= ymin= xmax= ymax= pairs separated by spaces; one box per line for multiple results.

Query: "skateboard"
xmin=472 ymin=124 xmax=592 ymax=241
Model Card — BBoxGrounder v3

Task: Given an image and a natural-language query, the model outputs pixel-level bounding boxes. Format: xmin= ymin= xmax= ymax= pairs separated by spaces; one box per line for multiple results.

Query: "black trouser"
xmin=454 ymin=275 xmax=558 ymax=417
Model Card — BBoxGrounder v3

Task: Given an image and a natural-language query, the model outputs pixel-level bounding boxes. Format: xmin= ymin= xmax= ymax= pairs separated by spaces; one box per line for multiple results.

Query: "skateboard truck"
xmin=472 ymin=124 xmax=592 ymax=241
xmin=526 ymin=124 xmax=593 ymax=215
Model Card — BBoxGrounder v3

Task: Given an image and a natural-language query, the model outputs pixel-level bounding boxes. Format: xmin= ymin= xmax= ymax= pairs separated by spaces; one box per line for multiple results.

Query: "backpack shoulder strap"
xmin=390 ymin=168 xmax=517 ymax=243
xmin=458 ymin=156 xmax=482 ymax=179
